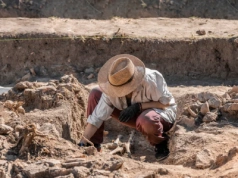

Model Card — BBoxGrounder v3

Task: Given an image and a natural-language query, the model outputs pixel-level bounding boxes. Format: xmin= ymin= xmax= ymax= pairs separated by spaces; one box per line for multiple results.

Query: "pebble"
xmin=87 ymin=73 xmax=94 ymax=79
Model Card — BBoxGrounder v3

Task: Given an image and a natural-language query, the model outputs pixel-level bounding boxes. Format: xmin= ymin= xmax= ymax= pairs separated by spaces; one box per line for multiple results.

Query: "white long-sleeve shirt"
xmin=87 ymin=68 xmax=177 ymax=128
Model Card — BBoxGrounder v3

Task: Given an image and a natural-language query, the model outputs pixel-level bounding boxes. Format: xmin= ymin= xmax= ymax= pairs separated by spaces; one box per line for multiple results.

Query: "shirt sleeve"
xmin=145 ymin=71 xmax=174 ymax=105
xmin=87 ymin=93 xmax=114 ymax=128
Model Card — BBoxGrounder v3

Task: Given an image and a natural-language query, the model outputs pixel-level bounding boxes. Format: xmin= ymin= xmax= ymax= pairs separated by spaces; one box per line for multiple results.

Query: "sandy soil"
xmin=1 ymin=18 xmax=238 ymax=39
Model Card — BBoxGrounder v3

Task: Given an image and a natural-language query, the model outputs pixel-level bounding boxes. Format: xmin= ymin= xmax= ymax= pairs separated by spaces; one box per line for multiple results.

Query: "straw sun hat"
xmin=98 ymin=54 xmax=145 ymax=97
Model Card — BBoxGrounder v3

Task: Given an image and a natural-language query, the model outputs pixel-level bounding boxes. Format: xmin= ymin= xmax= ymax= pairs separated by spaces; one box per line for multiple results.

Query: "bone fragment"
xmin=17 ymin=106 xmax=25 ymax=115
xmin=65 ymin=158 xmax=86 ymax=163
xmin=187 ymin=107 xmax=197 ymax=117
xmin=62 ymin=162 xmax=84 ymax=168
xmin=200 ymin=102 xmax=210 ymax=115
xmin=110 ymin=145 xmax=125 ymax=155
xmin=49 ymin=168 xmax=73 ymax=177
xmin=125 ymin=130 xmax=135 ymax=158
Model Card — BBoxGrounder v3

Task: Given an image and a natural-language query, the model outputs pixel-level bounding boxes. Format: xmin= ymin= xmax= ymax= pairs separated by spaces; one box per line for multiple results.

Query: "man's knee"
xmin=136 ymin=110 xmax=154 ymax=131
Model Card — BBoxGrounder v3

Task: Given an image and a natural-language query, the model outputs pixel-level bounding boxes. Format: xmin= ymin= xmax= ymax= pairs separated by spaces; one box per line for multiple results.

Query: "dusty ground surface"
xmin=1 ymin=76 xmax=238 ymax=178
xmin=0 ymin=17 xmax=238 ymax=86
xmin=0 ymin=0 xmax=238 ymax=19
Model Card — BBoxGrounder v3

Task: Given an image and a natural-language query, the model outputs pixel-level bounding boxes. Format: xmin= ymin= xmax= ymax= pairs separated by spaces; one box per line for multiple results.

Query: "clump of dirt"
xmin=1 ymin=74 xmax=89 ymax=143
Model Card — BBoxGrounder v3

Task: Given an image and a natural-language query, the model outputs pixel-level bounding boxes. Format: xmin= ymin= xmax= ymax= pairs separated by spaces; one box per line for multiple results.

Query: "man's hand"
xmin=119 ymin=103 xmax=142 ymax=122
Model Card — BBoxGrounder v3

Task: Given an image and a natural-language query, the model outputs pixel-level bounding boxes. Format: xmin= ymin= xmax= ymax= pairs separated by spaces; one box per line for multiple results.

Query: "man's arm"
xmin=141 ymin=101 xmax=169 ymax=110
xmin=80 ymin=123 xmax=98 ymax=144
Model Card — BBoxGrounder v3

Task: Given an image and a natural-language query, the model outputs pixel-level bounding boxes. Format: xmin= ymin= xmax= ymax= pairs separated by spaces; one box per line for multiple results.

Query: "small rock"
xmin=93 ymin=169 xmax=111 ymax=176
xmin=140 ymin=156 xmax=146 ymax=162
xmin=87 ymin=73 xmax=94 ymax=79
xmin=208 ymin=97 xmax=221 ymax=108
xmin=22 ymin=164 xmax=48 ymax=178
xmin=29 ymin=68 xmax=36 ymax=76
xmin=195 ymin=149 xmax=214 ymax=169
xmin=14 ymin=82 xmax=29 ymax=90
xmin=84 ymin=67 xmax=94 ymax=74
xmin=196 ymin=30 xmax=206 ymax=35
xmin=84 ymin=146 xmax=97 ymax=155
xmin=73 ymin=166 xmax=90 ymax=178
xmin=202 ymin=112 xmax=217 ymax=123
xmin=48 ymin=167 xmax=72 ymax=177
xmin=157 ymin=167 xmax=169 ymax=175
xmin=102 ymin=156 xmax=124 ymax=171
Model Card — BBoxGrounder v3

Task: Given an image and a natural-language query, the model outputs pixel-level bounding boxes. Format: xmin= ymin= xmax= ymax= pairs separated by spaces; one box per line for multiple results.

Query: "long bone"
xmin=109 ymin=145 xmax=125 ymax=155
xmin=125 ymin=130 xmax=135 ymax=158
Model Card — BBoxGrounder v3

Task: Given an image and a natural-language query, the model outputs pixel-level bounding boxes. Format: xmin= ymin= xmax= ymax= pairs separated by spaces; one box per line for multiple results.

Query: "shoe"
xmin=154 ymin=141 xmax=169 ymax=161
xmin=93 ymin=143 xmax=101 ymax=152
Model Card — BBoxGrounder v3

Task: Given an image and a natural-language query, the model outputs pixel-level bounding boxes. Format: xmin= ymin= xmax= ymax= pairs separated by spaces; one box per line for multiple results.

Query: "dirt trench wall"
xmin=0 ymin=0 xmax=238 ymax=19
xmin=0 ymin=37 xmax=238 ymax=85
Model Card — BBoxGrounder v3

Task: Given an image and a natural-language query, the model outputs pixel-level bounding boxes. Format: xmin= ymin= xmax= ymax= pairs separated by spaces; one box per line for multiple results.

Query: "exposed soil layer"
xmin=0 ymin=0 xmax=238 ymax=19
xmin=0 ymin=18 xmax=238 ymax=86
xmin=1 ymin=77 xmax=238 ymax=178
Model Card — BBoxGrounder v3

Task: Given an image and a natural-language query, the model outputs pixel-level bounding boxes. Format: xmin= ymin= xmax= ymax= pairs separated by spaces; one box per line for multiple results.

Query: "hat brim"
xmin=98 ymin=54 xmax=145 ymax=97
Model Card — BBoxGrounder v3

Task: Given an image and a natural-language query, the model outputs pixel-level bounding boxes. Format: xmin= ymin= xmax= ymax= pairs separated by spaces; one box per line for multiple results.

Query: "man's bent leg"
xmin=136 ymin=109 xmax=173 ymax=146
xmin=86 ymin=88 xmax=104 ymax=145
